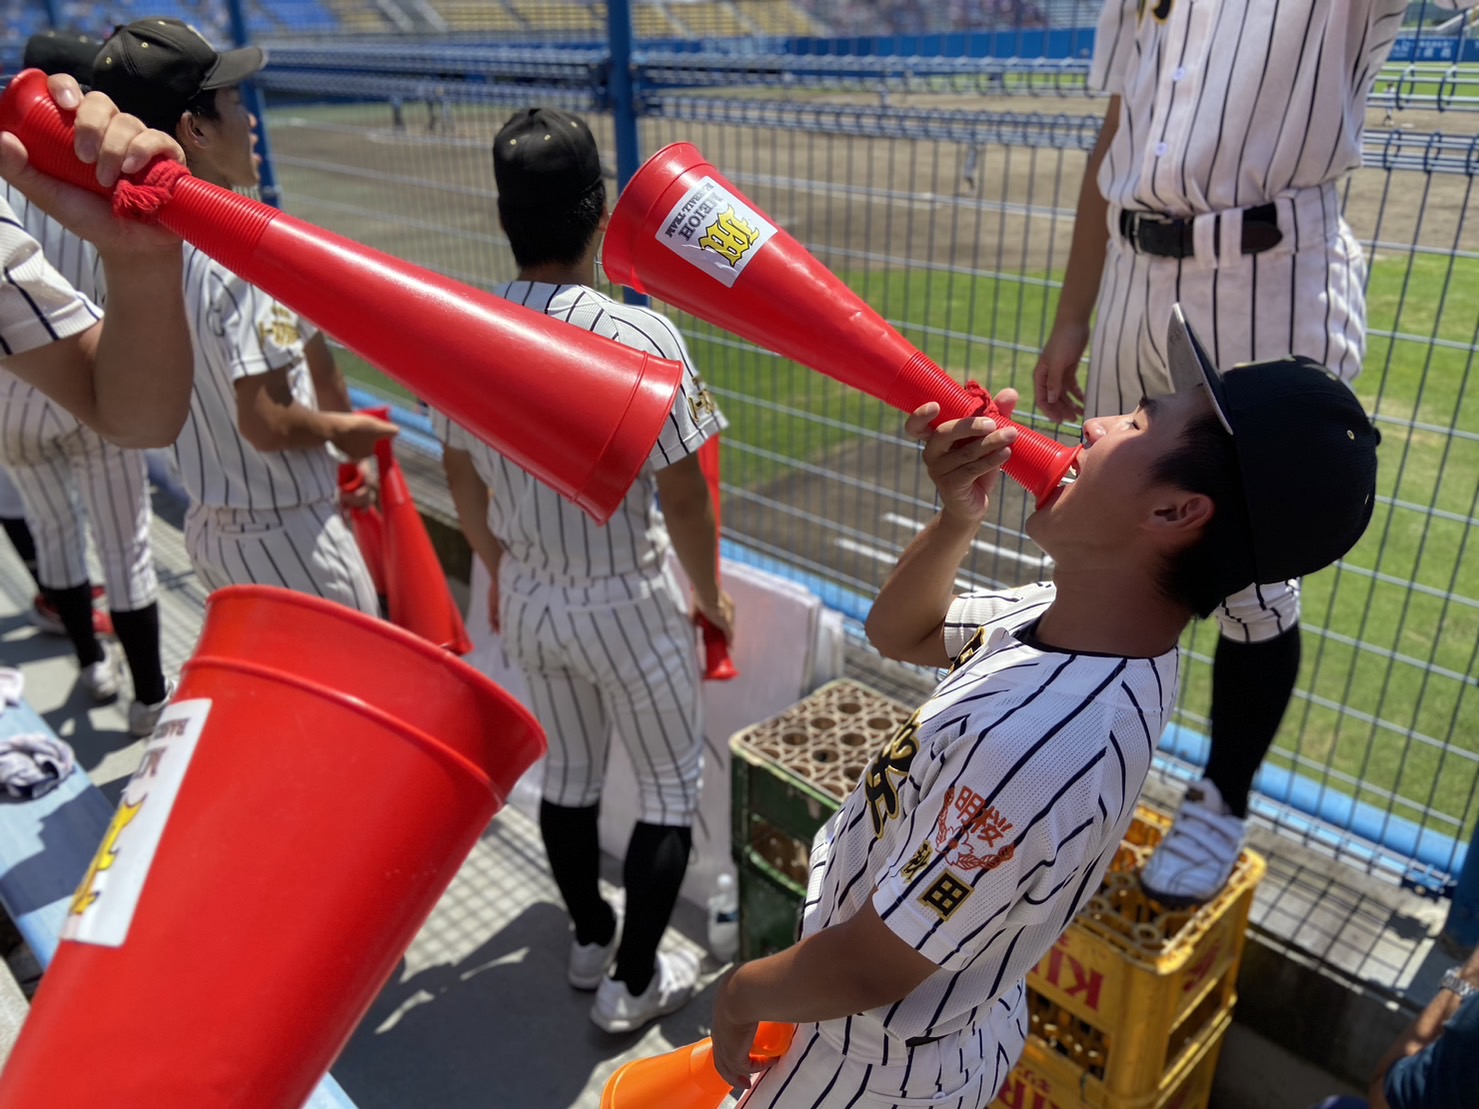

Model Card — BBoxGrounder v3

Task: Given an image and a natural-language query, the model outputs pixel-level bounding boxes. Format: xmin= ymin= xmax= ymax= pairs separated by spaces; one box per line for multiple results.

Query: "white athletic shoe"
xmin=128 ymin=679 xmax=176 ymax=739
xmin=568 ymin=912 xmax=622 ymax=991
xmin=79 ymin=643 xmax=122 ymax=703
xmin=590 ymin=949 xmax=699 ymax=1034
xmin=1140 ymin=779 xmax=1246 ymax=906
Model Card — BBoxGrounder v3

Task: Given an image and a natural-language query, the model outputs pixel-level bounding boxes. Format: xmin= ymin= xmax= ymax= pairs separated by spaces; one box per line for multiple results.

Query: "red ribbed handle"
xmin=0 ymin=70 xmax=118 ymax=196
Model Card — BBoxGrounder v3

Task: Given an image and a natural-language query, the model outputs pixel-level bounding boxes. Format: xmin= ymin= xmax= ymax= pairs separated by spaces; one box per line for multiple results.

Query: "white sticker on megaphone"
xmin=61 ymin=698 xmax=212 ymax=948
xmin=656 ymin=176 xmax=777 ymax=288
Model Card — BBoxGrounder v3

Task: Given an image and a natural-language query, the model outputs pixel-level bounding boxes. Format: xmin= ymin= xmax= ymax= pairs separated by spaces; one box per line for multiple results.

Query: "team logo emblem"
xmin=687 ymin=384 xmax=717 ymax=423
xmin=698 ymin=206 xmax=762 ymax=268
xmin=258 ymin=303 xmax=302 ymax=350
xmin=948 ymin=625 xmax=988 ymax=674
xmin=936 ymin=786 xmax=1016 ymax=872
xmin=864 ymin=713 xmax=921 ymax=838
xmin=1137 ymin=0 xmax=1173 ymax=21
xmin=920 ymin=870 xmax=972 ymax=920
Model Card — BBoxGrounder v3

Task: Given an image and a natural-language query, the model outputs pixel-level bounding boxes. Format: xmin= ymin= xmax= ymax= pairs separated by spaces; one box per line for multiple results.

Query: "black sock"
xmin=1 ymin=517 xmax=41 ymax=589
xmin=1205 ymin=625 xmax=1302 ymax=818
xmin=42 ymin=582 xmax=102 ymax=667
xmin=539 ymin=801 xmax=616 ymax=948
xmin=613 ymin=822 xmax=692 ymax=995
xmin=111 ymin=604 xmax=167 ymax=705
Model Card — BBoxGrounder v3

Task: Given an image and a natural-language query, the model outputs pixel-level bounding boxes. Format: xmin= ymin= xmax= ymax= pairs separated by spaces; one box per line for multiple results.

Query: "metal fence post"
xmin=225 ymin=0 xmax=281 ymax=209
xmin=606 ymin=0 xmax=648 ymax=306
xmin=1444 ymin=834 xmax=1479 ymax=950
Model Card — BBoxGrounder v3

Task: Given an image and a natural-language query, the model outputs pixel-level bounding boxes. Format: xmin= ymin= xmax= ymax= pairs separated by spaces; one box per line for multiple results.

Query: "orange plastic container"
xmin=0 ymin=585 xmax=546 ymax=1108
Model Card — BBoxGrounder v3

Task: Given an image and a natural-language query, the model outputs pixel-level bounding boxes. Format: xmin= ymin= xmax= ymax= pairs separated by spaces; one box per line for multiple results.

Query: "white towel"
xmin=0 ymin=732 xmax=74 ymax=799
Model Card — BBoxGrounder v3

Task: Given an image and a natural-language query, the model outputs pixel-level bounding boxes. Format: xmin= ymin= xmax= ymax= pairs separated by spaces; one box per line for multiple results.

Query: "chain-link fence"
xmin=6 ymin=1 xmax=1474 ymax=916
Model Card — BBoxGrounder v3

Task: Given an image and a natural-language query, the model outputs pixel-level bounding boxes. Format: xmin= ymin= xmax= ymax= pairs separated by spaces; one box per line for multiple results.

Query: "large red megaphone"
xmin=604 ymin=144 xmax=1080 ymax=506
xmin=601 ymin=1022 xmax=795 ymax=1109
xmin=0 ymin=70 xmax=678 ymax=524
xmin=375 ymin=437 xmax=475 ymax=655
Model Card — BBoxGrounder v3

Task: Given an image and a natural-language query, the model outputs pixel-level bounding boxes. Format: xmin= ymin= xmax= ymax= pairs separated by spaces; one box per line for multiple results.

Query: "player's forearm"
xmin=719 ymin=908 xmax=936 ymax=1027
xmin=90 ymin=248 xmax=191 ymax=447
xmin=242 ymin=400 xmax=342 ymax=453
xmin=443 ymin=454 xmax=503 ymax=574
xmin=866 ymin=509 xmax=979 ymax=666
xmin=1052 ymin=99 xmax=1117 ymax=332
xmin=305 ymin=332 xmax=352 ymax=414
xmin=656 ymin=456 xmax=722 ymax=608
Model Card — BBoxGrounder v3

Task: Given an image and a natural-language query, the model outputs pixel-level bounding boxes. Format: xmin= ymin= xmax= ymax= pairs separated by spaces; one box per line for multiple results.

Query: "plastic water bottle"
xmin=707 ymin=871 xmax=740 ymax=962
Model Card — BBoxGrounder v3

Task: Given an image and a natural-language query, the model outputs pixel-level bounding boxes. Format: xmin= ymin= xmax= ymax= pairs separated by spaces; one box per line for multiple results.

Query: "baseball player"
xmin=93 ymin=20 xmax=396 ymax=613
xmin=438 ymin=107 xmax=731 ymax=1034
xmin=711 ymin=308 xmax=1379 ymax=1106
xmin=0 ymin=73 xmax=194 ymax=447
xmin=0 ymin=34 xmax=172 ymax=734
xmin=1031 ymin=0 xmax=1469 ymax=904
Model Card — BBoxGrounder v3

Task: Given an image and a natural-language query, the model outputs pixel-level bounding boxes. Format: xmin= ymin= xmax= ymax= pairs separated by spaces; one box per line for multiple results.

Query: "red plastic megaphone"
xmin=339 ymin=460 xmax=387 ymax=597
xmin=601 ymin=1022 xmax=795 ymax=1109
xmin=0 ymin=585 xmax=545 ymax=1108
xmin=604 ymin=143 xmax=1080 ymax=506
xmin=695 ymin=437 xmax=737 ymax=681
xmin=0 ymin=70 xmax=680 ymax=524
xmin=374 ymin=437 xmax=474 ymax=655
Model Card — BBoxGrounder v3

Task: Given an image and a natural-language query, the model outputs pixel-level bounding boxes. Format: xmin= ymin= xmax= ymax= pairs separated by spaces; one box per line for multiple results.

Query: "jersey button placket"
xmin=1151 ymin=0 xmax=1212 ymax=206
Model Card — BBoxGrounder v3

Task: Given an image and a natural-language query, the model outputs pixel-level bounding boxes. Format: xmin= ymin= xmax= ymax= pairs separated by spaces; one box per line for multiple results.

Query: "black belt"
xmin=1117 ymin=203 xmax=1283 ymax=259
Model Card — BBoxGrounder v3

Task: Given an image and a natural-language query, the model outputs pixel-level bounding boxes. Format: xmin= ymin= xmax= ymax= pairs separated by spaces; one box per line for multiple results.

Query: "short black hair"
xmin=1148 ymin=410 xmax=1256 ymax=618
xmin=497 ymin=179 xmax=606 ymax=270
xmin=125 ymin=87 xmax=222 ymax=141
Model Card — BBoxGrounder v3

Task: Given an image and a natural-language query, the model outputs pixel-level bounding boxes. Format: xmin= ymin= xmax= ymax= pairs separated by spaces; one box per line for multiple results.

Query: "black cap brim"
xmin=202 ymin=45 xmax=266 ymax=90
xmin=1165 ymin=303 xmax=1235 ymax=435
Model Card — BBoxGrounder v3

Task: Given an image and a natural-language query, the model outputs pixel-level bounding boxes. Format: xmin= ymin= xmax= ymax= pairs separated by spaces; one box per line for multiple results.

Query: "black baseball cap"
xmin=493 ymin=107 xmax=603 ymax=209
xmin=1165 ymin=303 xmax=1379 ymax=592
xmin=91 ymin=18 xmax=265 ymax=130
xmin=23 ymin=30 xmax=102 ymax=84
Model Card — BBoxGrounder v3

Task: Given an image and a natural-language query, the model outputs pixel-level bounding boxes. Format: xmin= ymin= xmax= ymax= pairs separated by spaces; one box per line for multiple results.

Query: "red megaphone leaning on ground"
xmin=0 ymin=70 xmax=679 ymax=524
xmin=603 ymin=143 xmax=1080 ymax=507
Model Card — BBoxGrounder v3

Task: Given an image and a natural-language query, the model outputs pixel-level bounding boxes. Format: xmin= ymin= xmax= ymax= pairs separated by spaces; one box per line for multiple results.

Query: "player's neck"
xmin=516 ymin=260 xmax=596 ymax=288
xmin=1034 ymin=564 xmax=1190 ymax=659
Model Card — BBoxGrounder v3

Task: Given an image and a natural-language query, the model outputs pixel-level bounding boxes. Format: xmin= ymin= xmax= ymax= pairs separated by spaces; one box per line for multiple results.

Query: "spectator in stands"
xmin=1312 ymin=944 xmax=1479 ymax=1109
xmin=0 ymin=72 xmax=194 ymax=448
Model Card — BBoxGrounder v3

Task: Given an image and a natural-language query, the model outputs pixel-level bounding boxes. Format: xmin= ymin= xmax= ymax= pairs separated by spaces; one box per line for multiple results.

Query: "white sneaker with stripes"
xmin=1140 ymin=779 xmax=1246 ymax=906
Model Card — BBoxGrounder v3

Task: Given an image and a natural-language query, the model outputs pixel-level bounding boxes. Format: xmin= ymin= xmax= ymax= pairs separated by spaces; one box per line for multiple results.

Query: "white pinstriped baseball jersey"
xmin=0 ymin=193 xmax=100 ymax=357
xmin=0 ymin=185 xmax=157 ymax=610
xmin=741 ymin=585 xmax=1176 ymax=1107
xmin=174 ymin=244 xmax=336 ymax=511
xmin=435 ymin=281 xmax=726 ymax=579
xmin=436 ymin=281 xmax=724 ymax=825
xmin=1091 ymin=0 xmax=1463 ymax=216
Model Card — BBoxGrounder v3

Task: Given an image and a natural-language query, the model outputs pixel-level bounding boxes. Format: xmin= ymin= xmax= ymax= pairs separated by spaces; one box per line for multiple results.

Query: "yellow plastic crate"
xmin=1020 ymin=806 xmax=1264 ymax=1100
xmin=993 ymin=1009 xmax=1230 ymax=1109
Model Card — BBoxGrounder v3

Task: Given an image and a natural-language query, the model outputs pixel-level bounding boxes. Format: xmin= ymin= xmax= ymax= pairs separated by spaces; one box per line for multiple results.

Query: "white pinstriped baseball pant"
xmin=183 ymin=500 xmax=378 ymax=616
xmin=497 ymin=556 xmax=704 ymax=826
xmin=0 ymin=407 xmax=158 ymax=611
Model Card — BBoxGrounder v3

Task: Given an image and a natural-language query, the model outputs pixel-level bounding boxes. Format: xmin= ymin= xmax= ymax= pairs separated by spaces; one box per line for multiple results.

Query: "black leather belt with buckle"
xmin=1118 ymin=203 xmax=1283 ymax=259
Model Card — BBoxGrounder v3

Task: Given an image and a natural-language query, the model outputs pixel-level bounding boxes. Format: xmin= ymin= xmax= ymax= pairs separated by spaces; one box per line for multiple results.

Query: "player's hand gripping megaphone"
xmin=0 ymin=70 xmax=679 ymax=524
xmin=603 ymin=144 xmax=1081 ymax=506
xmin=601 ymin=1022 xmax=795 ymax=1109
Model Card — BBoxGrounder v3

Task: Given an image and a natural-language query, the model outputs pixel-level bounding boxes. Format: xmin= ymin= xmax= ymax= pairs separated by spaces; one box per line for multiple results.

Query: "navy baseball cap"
xmin=23 ymin=30 xmax=102 ymax=84
xmin=493 ymin=107 xmax=603 ymax=209
xmin=92 ymin=18 xmax=265 ymax=130
xmin=1165 ymin=304 xmax=1379 ymax=591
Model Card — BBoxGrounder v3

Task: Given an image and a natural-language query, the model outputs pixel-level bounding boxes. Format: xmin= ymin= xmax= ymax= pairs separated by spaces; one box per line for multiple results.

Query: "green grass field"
xmin=305 ymin=102 xmax=1477 ymax=852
